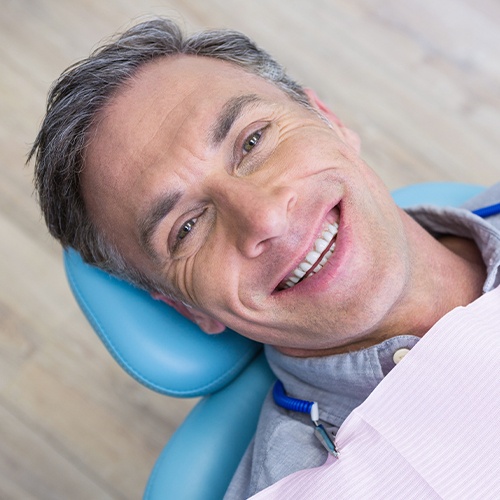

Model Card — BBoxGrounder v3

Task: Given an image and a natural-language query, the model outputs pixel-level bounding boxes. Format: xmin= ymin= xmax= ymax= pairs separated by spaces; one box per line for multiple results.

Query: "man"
xmin=30 ymin=18 xmax=499 ymax=498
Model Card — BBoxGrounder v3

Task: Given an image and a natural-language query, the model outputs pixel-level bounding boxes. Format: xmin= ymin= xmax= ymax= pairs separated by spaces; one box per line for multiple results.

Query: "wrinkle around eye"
xmin=163 ymin=252 xmax=196 ymax=305
xmin=233 ymin=123 xmax=278 ymax=177
xmin=168 ymin=206 xmax=216 ymax=263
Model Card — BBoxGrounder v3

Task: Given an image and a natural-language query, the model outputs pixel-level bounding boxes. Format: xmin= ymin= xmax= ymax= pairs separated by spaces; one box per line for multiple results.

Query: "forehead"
xmin=85 ymin=55 xmax=288 ymax=177
xmin=100 ymin=55 xmax=284 ymax=146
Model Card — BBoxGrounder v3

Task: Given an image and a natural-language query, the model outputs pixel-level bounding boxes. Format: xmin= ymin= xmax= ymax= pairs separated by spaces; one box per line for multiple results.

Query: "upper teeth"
xmin=283 ymin=222 xmax=338 ymax=289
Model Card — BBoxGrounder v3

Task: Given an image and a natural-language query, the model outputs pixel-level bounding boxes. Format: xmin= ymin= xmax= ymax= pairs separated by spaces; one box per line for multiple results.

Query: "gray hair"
xmin=29 ymin=17 xmax=308 ymax=294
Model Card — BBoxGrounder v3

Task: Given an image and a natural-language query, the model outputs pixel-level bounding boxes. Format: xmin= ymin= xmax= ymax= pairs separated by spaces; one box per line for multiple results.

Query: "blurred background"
xmin=1 ymin=0 xmax=499 ymax=498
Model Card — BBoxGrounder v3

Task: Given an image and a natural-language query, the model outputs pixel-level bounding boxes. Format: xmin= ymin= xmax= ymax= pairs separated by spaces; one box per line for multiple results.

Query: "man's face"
xmin=83 ymin=55 xmax=412 ymax=354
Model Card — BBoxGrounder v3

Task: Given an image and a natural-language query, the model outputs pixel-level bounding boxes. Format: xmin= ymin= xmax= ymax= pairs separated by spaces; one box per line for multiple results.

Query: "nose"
xmin=216 ymin=180 xmax=297 ymax=258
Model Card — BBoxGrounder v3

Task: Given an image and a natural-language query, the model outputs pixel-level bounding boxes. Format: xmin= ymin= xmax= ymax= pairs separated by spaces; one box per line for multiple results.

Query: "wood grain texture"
xmin=1 ymin=0 xmax=499 ymax=498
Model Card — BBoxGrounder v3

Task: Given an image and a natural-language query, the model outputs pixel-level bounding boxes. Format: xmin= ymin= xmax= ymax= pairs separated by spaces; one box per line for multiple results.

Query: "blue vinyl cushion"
xmin=64 ymin=249 xmax=262 ymax=397
xmin=391 ymin=181 xmax=484 ymax=209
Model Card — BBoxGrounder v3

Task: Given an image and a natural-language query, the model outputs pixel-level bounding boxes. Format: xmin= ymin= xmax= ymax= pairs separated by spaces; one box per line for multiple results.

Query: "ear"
xmin=151 ymin=293 xmax=226 ymax=334
xmin=303 ymin=88 xmax=361 ymax=154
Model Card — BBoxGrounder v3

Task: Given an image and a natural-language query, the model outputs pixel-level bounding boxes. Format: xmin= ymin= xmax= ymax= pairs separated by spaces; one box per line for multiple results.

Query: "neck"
xmin=379 ymin=214 xmax=486 ymax=340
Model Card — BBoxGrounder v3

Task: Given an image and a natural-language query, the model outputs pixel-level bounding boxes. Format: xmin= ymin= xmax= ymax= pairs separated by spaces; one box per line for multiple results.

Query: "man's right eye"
xmin=177 ymin=217 xmax=198 ymax=241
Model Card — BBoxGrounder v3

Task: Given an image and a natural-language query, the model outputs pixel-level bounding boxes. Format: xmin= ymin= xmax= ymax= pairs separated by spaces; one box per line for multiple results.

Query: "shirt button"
xmin=393 ymin=348 xmax=411 ymax=364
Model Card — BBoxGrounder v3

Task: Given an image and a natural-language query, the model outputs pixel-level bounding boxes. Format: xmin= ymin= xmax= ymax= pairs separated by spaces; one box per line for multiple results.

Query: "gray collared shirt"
xmin=225 ymin=183 xmax=500 ymax=499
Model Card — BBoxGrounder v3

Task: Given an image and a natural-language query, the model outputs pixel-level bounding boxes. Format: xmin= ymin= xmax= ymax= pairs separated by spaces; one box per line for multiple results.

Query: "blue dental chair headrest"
xmin=64 ymin=249 xmax=263 ymax=398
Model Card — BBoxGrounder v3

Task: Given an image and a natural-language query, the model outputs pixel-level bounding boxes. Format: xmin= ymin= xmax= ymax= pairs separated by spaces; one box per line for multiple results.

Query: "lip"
xmin=272 ymin=201 xmax=342 ymax=294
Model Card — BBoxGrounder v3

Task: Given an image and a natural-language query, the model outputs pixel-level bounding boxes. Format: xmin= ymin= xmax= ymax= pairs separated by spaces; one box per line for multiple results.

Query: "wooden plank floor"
xmin=1 ymin=0 xmax=499 ymax=498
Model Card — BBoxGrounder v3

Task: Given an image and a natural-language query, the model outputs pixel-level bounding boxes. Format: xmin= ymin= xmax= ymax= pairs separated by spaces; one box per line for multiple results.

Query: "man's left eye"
xmin=242 ymin=130 xmax=263 ymax=154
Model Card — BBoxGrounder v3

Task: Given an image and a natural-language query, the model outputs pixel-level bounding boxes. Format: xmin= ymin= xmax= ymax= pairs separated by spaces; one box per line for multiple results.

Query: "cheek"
xmin=188 ymin=244 xmax=237 ymax=306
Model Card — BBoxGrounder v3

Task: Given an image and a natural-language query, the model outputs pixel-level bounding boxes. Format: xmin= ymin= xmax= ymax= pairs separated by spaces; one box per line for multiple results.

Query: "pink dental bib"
xmin=251 ymin=287 xmax=500 ymax=499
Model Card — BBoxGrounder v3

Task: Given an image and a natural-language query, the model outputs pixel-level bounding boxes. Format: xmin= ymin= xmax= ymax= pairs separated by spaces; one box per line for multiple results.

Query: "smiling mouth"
xmin=277 ymin=218 xmax=339 ymax=291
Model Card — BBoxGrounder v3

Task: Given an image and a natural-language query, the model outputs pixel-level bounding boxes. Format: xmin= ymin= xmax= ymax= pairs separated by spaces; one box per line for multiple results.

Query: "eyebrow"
xmin=139 ymin=94 xmax=263 ymax=258
xmin=138 ymin=190 xmax=182 ymax=259
xmin=209 ymin=94 xmax=261 ymax=147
